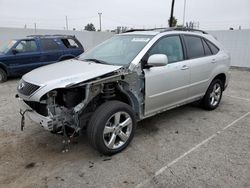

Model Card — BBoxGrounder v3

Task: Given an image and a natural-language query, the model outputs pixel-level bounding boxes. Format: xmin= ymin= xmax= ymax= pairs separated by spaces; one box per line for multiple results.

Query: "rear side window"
xmin=184 ymin=35 xmax=204 ymax=59
xmin=61 ymin=38 xmax=80 ymax=48
xmin=40 ymin=39 xmax=59 ymax=51
xmin=206 ymin=40 xmax=219 ymax=54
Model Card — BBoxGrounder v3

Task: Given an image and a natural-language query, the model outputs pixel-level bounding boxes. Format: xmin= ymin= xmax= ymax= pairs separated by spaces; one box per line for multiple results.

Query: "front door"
xmin=9 ymin=39 xmax=41 ymax=75
xmin=143 ymin=35 xmax=190 ymax=116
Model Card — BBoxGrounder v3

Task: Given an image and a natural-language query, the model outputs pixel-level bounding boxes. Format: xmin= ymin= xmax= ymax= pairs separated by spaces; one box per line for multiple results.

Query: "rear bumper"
xmin=18 ymin=99 xmax=54 ymax=131
xmin=224 ymin=71 xmax=231 ymax=90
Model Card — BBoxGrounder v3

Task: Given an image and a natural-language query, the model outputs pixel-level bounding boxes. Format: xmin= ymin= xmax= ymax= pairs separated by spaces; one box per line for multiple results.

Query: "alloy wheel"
xmin=209 ymin=83 xmax=222 ymax=106
xmin=103 ymin=111 xmax=132 ymax=149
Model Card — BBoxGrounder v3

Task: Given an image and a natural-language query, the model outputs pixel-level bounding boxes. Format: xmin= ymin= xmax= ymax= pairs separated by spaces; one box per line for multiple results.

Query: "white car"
xmin=17 ymin=28 xmax=230 ymax=155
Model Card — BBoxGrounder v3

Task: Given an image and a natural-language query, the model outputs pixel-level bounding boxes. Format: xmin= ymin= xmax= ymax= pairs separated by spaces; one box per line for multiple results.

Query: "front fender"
xmin=0 ymin=62 xmax=9 ymax=75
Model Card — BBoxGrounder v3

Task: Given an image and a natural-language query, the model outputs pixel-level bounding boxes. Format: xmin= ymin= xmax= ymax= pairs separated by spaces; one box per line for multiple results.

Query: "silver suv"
xmin=17 ymin=28 xmax=230 ymax=155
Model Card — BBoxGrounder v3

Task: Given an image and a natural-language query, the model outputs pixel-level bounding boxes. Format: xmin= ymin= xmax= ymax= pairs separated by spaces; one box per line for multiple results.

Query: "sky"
xmin=0 ymin=0 xmax=249 ymax=31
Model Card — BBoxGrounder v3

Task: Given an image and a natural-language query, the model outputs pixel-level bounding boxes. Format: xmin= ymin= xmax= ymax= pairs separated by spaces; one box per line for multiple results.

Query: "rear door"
xmin=8 ymin=39 xmax=41 ymax=75
xmin=183 ymin=35 xmax=216 ymax=98
xmin=144 ymin=35 xmax=190 ymax=116
xmin=39 ymin=38 xmax=63 ymax=65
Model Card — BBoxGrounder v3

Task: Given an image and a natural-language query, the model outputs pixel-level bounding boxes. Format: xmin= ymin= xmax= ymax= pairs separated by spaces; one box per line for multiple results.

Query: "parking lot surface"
xmin=0 ymin=68 xmax=250 ymax=188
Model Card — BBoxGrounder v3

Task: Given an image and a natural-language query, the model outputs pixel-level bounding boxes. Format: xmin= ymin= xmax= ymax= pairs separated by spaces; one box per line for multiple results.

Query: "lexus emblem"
xmin=18 ymin=82 xmax=25 ymax=90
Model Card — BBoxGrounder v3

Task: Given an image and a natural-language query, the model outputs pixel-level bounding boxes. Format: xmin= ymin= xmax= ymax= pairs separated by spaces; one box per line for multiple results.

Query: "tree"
xmin=168 ymin=16 xmax=177 ymax=27
xmin=84 ymin=23 xmax=96 ymax=31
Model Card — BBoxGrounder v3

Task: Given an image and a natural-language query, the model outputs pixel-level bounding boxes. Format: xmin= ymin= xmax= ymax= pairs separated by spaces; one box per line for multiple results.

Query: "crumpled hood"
xmin=23 ymin=59 xmax=122 ymax=86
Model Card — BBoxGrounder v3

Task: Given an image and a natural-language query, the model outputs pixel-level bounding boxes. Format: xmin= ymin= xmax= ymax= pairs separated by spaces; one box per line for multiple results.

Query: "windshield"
xmin=79 ymin=35 xmax=153 ymax=66
xmin=0 ymin=40 xmax=17 ymax=53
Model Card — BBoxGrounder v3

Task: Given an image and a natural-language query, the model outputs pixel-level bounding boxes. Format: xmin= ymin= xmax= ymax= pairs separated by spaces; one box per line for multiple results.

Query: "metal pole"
xmin=34 ymin=23 xmax=37 ymax=33
xmin=98 ymin=13 xmax=102 ymax=31
xmin=182 ymin=0 xmax=187 ymax=26
xmin=66 ymin=16 xmax=69 ymax=30
xmin=169 ymin=0 xmax=175 ymax=27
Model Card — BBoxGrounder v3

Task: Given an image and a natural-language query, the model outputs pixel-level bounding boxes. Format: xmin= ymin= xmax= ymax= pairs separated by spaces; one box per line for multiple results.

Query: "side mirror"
xmin=12 ymin=48 xmax=19 ymax=55
xmin=147 ymin=54 xmax=168 ymax=67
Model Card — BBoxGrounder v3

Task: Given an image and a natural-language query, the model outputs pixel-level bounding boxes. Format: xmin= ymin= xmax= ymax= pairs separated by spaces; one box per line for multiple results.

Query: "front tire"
xmin=87 ymin=101 xmax=136 ymax=155
xmin=201 ymin=79 xmax=223 ymax=110
xmin=0 ymin=68 xmax=7 ymax=83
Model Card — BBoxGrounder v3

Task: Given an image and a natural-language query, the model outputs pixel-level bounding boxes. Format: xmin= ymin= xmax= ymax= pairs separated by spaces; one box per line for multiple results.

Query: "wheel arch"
xmin=212 ymin=73 xmax=226 ymax=90
xmin=86 ymin=81 xmax=141 ymax=119
xmin=0 ymin=62 xmax=8 ymax=75
xmin=0 ymin=62 xmax=8 ymax=74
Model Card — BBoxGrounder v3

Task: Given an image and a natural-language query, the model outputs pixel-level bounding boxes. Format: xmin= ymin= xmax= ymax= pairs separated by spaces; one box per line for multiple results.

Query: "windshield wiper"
xmin=83 ymin=58 xmax=108 ymax=65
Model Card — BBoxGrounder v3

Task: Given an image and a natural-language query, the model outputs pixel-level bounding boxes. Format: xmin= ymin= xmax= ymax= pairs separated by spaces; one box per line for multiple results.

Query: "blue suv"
xmin=0 ymin=35 xmax=84 ymax=82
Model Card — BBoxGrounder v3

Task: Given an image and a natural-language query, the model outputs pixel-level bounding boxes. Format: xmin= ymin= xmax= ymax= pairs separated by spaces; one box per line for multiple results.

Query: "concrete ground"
xmin=0 ymin=68 xmax=249 ymax=188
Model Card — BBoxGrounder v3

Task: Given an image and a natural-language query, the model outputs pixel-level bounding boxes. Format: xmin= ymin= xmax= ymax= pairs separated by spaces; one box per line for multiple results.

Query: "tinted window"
xmin=148 ymin=36 xmax=184 ymax=63
xmin=40 ymin=39 xmax=59 ymax=51
xmin=184 ymin=35 xmax=204 ymax=59
xmin=206 ymin=40 xmax=219 ymax=54
xmin=61 ymin=38 xmax=80 ymax=48
xmin=202 ymin=39 xmax=212 ymax=56
xmin=15 ymin=40 xmax=37 ymax=53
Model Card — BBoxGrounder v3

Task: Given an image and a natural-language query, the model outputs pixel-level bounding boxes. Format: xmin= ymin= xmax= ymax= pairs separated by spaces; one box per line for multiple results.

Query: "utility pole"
xmin=65 ymin=16 xmax=69 ymax=30
xmin=182 ymin=0 xmax=187 ymax=26
xmin=34 ymin=23 xmax=37 ymax=33
xmin=98 ymin=12 xmax=102 ymax=31
xmin=169 ymin=0 xmax=175 ymax=27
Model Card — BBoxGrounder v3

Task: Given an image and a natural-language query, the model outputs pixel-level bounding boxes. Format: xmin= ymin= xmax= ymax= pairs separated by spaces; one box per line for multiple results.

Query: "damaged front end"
xmin=18 ymin=80 xmax=101 ymax=135
xmin=17 ymin=67 xmax=143 ymax=145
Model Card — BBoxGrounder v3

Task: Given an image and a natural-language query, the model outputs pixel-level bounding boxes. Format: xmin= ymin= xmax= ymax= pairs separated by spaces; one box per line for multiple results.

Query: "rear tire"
xmin=201 ymin=79 xmax=223 ymax=110
xmin=0 ymin=68 xmax=7 ymax=83
xmin=87 ymin=101 xmax=136 ymax=155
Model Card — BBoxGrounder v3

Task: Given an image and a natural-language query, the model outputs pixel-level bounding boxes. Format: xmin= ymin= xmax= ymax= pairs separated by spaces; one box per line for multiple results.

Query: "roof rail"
xmin=124 ymin=27 xmax=207 ymax=34
xmin=26 ymin=34 xmax=75 ymax=38
xmin=124 ymin=28 xmax=167 ymax=33
xmin=167 ymin=27 xmax=208 ymax=34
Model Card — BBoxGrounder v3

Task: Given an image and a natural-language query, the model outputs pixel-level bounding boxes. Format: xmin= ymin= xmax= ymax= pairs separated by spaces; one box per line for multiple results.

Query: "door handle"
xmin=211 ymin=59 xmax=216 ymax=63
xmin=181 ymin=65 xmax=189 ymax=70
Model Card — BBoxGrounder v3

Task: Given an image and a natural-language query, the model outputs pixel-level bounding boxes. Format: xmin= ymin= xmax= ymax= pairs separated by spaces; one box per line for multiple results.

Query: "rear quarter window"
xmin=206 ymin=39 xmax=219 ymax=54
xmin=184 ymin=35 xmax=205 ymax=59
xmin=40 ymin=39 xmax=60 ymax=51
xmin=61 ymin=38 xmax=80 ymax=48
xmin=202 ymin=39 xmax=213 ymax=56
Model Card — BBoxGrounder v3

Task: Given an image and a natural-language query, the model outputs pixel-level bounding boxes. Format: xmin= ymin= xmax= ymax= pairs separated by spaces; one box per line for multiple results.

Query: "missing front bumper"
xmin=18 ymin=99 xmax=54 ymax=131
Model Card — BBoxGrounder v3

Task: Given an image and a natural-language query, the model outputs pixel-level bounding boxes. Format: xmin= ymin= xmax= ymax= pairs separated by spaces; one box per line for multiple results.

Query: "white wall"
xmin=209 ymin=29 xmax=250 ymax=68
xmin=0 ymin=27 xmax=114 ymax=50
xmin=0 ymin=27 xmax=249 ymax=68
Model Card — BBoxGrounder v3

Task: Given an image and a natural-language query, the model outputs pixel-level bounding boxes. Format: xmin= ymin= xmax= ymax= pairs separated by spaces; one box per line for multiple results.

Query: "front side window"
xmin=15 ymin=40 xmax=37 ymax=53
xmin=147 ymin=35 xmax=184 ymax=63
xmin=184 ymin=35 xmax=205 ymax=59
xmin=79 ymin=35 xmax=153 ymax=66
xmin=40 ymin=39 xmax=59 ymax=51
